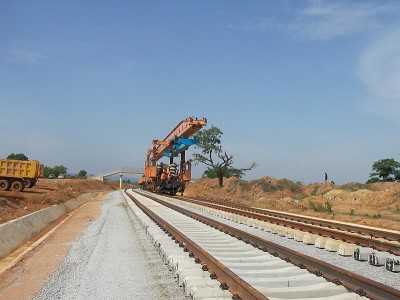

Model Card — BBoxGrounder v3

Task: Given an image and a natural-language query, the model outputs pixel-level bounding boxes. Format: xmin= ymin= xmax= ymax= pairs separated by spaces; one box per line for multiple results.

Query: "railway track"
xmin=172 ymin=195 xmax=400 ymax=256
xmin=125 ymin=189 xmax=399 ymax=300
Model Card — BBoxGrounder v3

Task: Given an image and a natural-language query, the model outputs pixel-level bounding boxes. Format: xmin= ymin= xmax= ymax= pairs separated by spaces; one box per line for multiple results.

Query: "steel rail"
xmin=134 ymin=190 xmax=400 ymax=300
xmin=125 ymin=191 xmax=268 ymax=300
xmin=174 ymin=195 xmax=400 ymax=255
xmin=179 ymin=196 xmax=400 ymax=242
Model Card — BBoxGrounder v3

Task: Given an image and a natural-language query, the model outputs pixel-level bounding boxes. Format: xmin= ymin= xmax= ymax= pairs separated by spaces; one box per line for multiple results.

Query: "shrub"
xmin=293 ymin=195 xmax=307 ymax=201
xmin=340 ymin=183 xmax=369 ymax=192
xmin=325 ymin=201 xmax=333 ymax=213
xmin=255 ymin=181 xmax=276 ymax=193
xmin=277 ymin=179 xmax=302 ymax=193
xmin=309 ymin=201 xmax=333 ymax=213
xmin=311 ymin=185 xmax=319 ymax=196
xmin=255 ymin=178 xmax=302 ymax=194
xmin=227 ymin=180 xmax=251 ymax=193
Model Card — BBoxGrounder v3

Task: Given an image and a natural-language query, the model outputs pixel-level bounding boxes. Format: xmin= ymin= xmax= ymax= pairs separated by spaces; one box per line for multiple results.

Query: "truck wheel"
xmin=11 ymin=181 xmax=24 ymax=192
xmin=0 ymin=179 xmax=10 ymax=191
xmin=25 ymin=179 xmax=35 ymax=188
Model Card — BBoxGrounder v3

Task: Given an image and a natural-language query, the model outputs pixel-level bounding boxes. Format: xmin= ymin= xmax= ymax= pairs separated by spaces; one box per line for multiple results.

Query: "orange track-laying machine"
xmin=138 ymin=117 xmax=207 ymax=195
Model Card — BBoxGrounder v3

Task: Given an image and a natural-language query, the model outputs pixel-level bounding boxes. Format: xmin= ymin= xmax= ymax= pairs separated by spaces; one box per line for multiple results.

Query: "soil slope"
xmin=2 ymin=177 xmax=399 ymax=231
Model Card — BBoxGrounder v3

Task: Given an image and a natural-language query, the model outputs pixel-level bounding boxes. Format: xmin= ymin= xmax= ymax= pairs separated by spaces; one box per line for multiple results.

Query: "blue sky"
xmin=1 ymin=1 xmax=399 ymax=184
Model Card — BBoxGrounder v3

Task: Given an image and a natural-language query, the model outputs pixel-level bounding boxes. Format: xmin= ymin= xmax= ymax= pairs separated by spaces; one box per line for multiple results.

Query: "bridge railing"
xmin=90 ymin=167 xmax=144 ymax=180
xmin=120 ymin=167 xmax=144 ymax=173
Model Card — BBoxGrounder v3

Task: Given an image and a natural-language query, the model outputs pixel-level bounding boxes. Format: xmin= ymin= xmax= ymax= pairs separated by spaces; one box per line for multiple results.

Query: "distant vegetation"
xmin=228 ymin=178 xmax=303 ymax=195
xmin=367 ymin=158 xmax=400 ymax=183
xmin=44 ymin=165 xmax=68 ymax=178
xmin=255 ymin=178 xmax=302 ymax=193
xmin=44 ymin=166 xmax=88 ymax=179
xmin=340 ymin=183 xmax=370 ymax=191
xmin=311 ymin=185 xmax=319 ymax=196
xmin=5 ymin=152 xmax=87 ymax=179
xmin=77 ymin=170 xmax=87 ymax=178
xmin=7 ymin=153 xmax=29 ymax=161
xmin=309 ymin=201 xmax=333 ymax=213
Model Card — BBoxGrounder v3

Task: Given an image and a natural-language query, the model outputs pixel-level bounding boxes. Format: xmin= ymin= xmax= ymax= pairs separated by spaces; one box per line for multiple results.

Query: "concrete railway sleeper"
xmin=125 ymin=190 xmax=399 ymax=300
xmin=165 ymin=193 xmax=400 ymax=272
xmin=180 ymin=195 xmax=400 ymax=243
xmin=174 ymin=195 xmax=400 ymax=255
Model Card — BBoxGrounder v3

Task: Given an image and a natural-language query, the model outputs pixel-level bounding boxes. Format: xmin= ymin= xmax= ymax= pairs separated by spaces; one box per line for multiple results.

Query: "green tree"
xmin=43 ymin=166 xmax=53 ymax=178
xmin=7 ymin=153 xmax=29 ymax=161
xmin=368 ymin=158 xmax=400 ymax=183
xmin=53 ymin=165 xmax=67 ymax=176
xmin=193 ymin=125 xmax=256 ymax=187
xmin=44 ymin=165 xmax=68 ymax=177
xmin=203 ymin=166 xmax=245 ymax=179
xmin=77 ymin=170 xmax=87 ymax=178
xmin=395 ymin=170 xmax=400 ymax=181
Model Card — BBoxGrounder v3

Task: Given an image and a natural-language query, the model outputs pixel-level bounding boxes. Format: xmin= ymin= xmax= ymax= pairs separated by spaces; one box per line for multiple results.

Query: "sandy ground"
xmin=0 ymin=192 xmax=104 ymax=299
xmin=0 ymin=179 xmax=132 ymax=224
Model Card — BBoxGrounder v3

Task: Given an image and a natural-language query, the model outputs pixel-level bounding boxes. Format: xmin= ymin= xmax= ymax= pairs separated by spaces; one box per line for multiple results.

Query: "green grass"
xmin=372 ymin=213 xmax=382 ymax=219
xmin=255 ymin=178 xmax=302 ymax=194
xmin=340 ymin=183 xmax=370 ymax=192
xmin=293 ymin=195 xmax=308 ymax=201
xmin=311 ymin=185 xmax=319 ymax=196
xmin=309 ymin=201 xmax=333 ymax=213
xmin=227 ymin=180 xmax=251 ymax=193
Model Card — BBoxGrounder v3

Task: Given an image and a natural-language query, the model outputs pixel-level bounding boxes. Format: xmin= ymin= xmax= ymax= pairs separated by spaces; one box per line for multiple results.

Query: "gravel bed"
xmin=34 ymin=191 xmax=187 ymax=300
xmin=147 ymin=191 xmax=400 ymax=291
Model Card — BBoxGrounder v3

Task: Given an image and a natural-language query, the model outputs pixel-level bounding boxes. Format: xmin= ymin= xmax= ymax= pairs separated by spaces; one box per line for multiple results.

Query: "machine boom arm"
xmin=151 ymin=117 xmax=207 ymax=162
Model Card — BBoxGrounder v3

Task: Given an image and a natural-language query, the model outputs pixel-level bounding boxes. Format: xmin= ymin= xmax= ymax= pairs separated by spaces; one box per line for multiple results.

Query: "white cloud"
xmin=228 ymin=17 xmax=277 ymax=32
xmin=290 ymin=0 xmax=398 ymax=40
xmin=1 ymin=40 xmax=89 ymax=65
xmin=230 ymin=1 xmax=400 ymax=41
xmin=1 ymin=41 xmax=42 ymax=64
xmin=358 ymin=29 xmax=400 ymax=120
xmin=359 ymin=30 xmax=400 ymax=99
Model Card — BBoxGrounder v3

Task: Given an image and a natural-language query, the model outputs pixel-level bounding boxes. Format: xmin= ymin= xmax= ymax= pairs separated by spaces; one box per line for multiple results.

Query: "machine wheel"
xmin=11 ymin=181 xmax=24 ymax=192
xmin=25 ymin=179 xmax=35 ymax=188
xmin=0 ymin=179 xmax=10 ymax=191
xmin=149 ymin=182 xmax=156 ymax=193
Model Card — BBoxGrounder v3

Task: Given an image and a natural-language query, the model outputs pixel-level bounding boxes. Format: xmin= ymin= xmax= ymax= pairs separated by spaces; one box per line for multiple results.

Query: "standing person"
xmin=325 ymin=173 xmax=328 ymax=183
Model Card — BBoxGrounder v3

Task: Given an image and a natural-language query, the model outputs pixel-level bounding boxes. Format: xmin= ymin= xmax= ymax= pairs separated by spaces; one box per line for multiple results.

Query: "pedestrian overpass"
xmin=90 ymin=167 xmax=144 ymax=189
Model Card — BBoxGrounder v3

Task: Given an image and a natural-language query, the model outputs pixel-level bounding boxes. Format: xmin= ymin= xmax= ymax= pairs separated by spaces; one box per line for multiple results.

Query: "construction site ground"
xmin=1 ymin=177 xmax=400 ymax=231
xmin=0 ymin=179 xmax=133 ymax=224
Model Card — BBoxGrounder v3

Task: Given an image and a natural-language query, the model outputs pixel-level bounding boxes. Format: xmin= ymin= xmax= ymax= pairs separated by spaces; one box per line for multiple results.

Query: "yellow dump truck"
xmin=0 ymin=159 xmax=43 ymax=192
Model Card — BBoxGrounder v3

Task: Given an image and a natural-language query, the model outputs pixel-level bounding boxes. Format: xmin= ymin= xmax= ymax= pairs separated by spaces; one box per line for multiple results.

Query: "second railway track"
xmin=125 ymin=189 xmax=399 ymax=300
xmin=172 ymin=195 xmax=400 ymax=256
